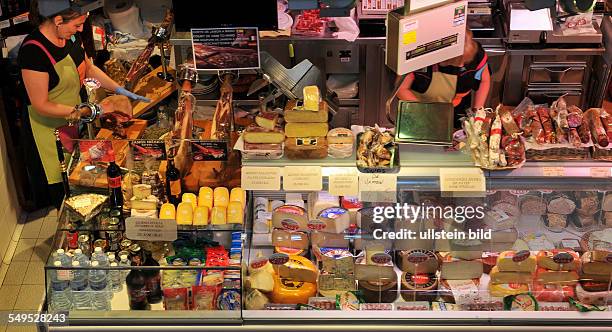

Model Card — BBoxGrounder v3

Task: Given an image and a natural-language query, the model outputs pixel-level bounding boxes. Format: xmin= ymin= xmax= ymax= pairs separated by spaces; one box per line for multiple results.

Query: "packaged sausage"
xmin=501 ymin=135 xmax=525 ymax=167
xmin=546 ymin=193 xmax=576 ymax=215
xmin=499 ymin=107 xmax=521 ymax=137
xmin=567 ymin=105 xmax=584 ymax=128
xmin=529 ymin=106 xmax=546 ymax=144
xmin=488 ymin=114 xmax=503 ymax=166
xmin=585 ymin=108 xmax=609 ymax=147
xmin=569 ymin=128 xmax=582 ymax=147
xmin=600 ymin=109 xmax=612 ymax=141
xmin=537 ymin=106 xmax=556 ymax=144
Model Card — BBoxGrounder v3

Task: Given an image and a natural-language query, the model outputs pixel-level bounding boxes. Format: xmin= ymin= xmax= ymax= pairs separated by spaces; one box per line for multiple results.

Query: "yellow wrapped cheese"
xmin=229 ymin=187 xmax=246 ymax=208
xmin=227 ymin=201 xmax=244 ymax=224
xmin=285 ymin=123 xmax=329 ymax=138
xmin=193 ymin=206 xmax=209 ymax=226
xmin=198 ymin=187 xmax=214 ymax=209
xmin=497 ymin=251 xmax=537 ymax=273
xmin=176 ymin=202 xmax=193 ymax=225
xmin=213 ymin=187 xmax=229 ymax=208
xmin=182 ymin=193 xmax=197 ymax=210
xmin=303 ymin=85 xmax=320 ymax=112
xmin=211 ymin=206 xmax=227 ymax=225
xmin=159 ymin=203 xmax=176 ymax=220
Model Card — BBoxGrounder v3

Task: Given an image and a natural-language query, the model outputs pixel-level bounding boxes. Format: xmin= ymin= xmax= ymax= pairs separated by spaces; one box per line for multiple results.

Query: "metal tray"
xmin=394 ymin=101 xmax=454 ymax=146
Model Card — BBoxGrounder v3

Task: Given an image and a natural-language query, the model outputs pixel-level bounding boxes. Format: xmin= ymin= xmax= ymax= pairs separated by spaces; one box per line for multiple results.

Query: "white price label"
xmin=125 ymin=217 xmax=178 ymax=242
xmin=542 ymin=167 xmax=565 ymax=177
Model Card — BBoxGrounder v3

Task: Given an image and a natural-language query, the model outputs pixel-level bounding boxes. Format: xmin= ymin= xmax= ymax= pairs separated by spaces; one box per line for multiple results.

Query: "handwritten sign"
xmin=358 ymin=173 xmax=397 ymax=203
xmin=241 ymin=167 xmax=282 ymax=190
xmin=329 ymin=173 xmax=359 ymax=196
xmin=542 ymin=167 xmax=565 ymax=177
xmin=125 ymin=217 xmax=178 ymax=242
xmin=590 ymin=167 xmax=611 ymax=178
xmin=439 ymin=168 xmax=485 ymax=194
xmin=283 ymin=166 xmax=322 ymax=191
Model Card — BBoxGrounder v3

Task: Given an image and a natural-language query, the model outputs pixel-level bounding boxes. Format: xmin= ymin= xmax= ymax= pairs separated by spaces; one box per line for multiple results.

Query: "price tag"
xmin=283 ymin=166 xmax=322 ymax=191
xmin=329 ymin=173 xmax=359 ymax=196
xmin=439 ymin=168 xmax=486 ymax=194
xmin=241 ymin=167 xmax=282 ymax=191
xmin=590 ymin=167 xmax=611 ymax=178
xmin=542 ymin=167 xmax=565 ymax=177
xmin=12 ymin=13 xmax=29 ymax=25
xmin=358 ymin=173 xmax=397 ymax=203
xmin=0 ymin=20 xmax=10 ymax=29
xmin=125 ymin=217 xmax=178 ymax=242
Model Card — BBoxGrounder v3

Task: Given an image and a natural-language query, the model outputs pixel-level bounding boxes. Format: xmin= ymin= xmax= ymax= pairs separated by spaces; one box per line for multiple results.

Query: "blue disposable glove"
xmin=115 ymin=87 xmax=151 ymax=103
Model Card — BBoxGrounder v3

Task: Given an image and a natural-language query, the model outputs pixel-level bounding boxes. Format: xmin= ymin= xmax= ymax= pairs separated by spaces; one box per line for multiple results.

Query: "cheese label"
xmin=295 ymin=137 xmax=317 ymax=146
xmin=125 ymin=217 xmax=178 ymax=242
xmin=407 ymin=251 xmax=430 ymax=264
xmin=283 ymin=166 xmax=322 ymax=191
xmin=542 ymin=167 xmax=565 ymax=177
xmin=242 ymin=167 xmax=282 ymax=190
xmin=307 ymin=219 xmax=326 ymax=231
xmin=590 ymin=167 xmax=611 ymax=178
xmin=512 ymin=250 xmax=531 ymax=263
xmin=319 ymin=208 xmax=348 ymax=220
xmin=281 ymin=219 xmax=300 ymax=231
xmin=359 ymin=173 xmax=397 ymax=203
xmin=411 ymin=274 xmax=430 ymax=286
xmin=329 ymin=173 xmax=359 ymax=197
xmin=552 ymin=252 xmax=574 ymax=264
xmin=250 ymin=258 xmax=269 ymax=269
xmin=269 ymin=253 xmax=289 ymax=265
xmin=439 ymin=168 xmax=485 ymax=196
xmin=370 ymin=253 xmax=392 ymax=265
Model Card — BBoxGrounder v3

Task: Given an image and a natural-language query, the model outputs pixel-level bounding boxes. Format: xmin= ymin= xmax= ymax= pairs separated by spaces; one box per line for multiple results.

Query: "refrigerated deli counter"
xmin=43 ymin=139 xmax=612 ymax=331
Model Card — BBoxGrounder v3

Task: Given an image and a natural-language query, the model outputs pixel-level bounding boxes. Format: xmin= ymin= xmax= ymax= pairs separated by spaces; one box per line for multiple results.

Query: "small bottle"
xmin=55 ymin=249 xmax=72 ymax=267
xmin=118 ymin=254 xmax=131 ymax=280
xmin=72 ymin=249 xmax=90 ymax=267
xmin=49 ymin=261 xmax=72 ymax=311
xmin=107 ymin=151 xmax=124 ymax=210
xmin=89 ymin=261 xmax=111 ymax=310
xmin=165 ymin=157 xmax=181 ymax=206
xmin=70 ymin=261 xmax=91 ymax=310
xmin=92 ymin=247 xmax=109 ymax=267
xmin=109 ymin=262 xmax=123 ymax=293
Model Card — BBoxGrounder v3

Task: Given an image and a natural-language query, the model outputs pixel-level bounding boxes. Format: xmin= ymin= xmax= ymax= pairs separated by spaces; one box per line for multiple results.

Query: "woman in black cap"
xmin=18 ymin=0 xmax=149 ymax=209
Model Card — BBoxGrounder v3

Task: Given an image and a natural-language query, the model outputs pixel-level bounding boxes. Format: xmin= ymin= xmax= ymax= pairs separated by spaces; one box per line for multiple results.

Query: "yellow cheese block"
xmin=490 ymin=266 xmax=534 ymax=284
xmin=198 ymin=187 xmax=214 ymax=209
xmin=277 ymin=255 xmax=318 ymax=283
xmin=285 ymin=123 xmax=329 ymax=138
xmin=284 ymin=100 xmax=328 ymax=123
xmin=193 ymin=206 xmax=209 ymax=226
xmin=130 ymin=195 xmax=158 ymax=210
xmin=271 ymin=275 xmax=317 ymax=304
xmin=211 ymin=206 xmax=227 ymax=225
xmin=159 ymin=203 xmax=176 ymax=220
xmin=496 ymin=251 xmax=537 ymax=273
xmin=230 ymin=187 xmax=246 ymax=208
xmin=227 ymin=201 xmax=244 ymax=224
xmin=303 ymin=85 xmax=320 ymax=111
xmin=213 ymin=187 xmax=229 ymax=208
xmin=176 ymin=202 xmax=193 ymax=225
xmin=182 ymin=193 xmax=197 ymax=210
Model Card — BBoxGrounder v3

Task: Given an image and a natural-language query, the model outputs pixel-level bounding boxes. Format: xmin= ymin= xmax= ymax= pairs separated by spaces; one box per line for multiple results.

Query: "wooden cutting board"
xmin=132 ymin=67 xmax=178 ymax=118
xmin=68 ymin=119 xmax=148 ymax=188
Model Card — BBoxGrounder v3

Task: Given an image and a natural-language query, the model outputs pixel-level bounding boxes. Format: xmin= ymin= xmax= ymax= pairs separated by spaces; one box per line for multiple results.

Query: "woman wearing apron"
xmin=397 ymin=29 xmax=491 ymax=128
xmin=18 ymin=0 xmax=149 ymax=209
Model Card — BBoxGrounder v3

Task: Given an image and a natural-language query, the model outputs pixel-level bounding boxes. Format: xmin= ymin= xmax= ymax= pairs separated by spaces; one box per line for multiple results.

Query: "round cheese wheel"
xmin=327 ymin=128 xmax=354 ymax=144
xmin=270 ymin=275 xmax=317 ymax=304
xmin=358 ymin=279 xmax=398 ymax=303
xmin=400 ymin=272 xmax=438 ymax=302
xmin=317 ymin=207 xmax=350 ymax=233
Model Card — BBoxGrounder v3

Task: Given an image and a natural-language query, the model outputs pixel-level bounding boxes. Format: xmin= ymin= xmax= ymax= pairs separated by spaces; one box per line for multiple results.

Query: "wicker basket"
xmin=526 ymin=147 xmax=590 ymax=161
xmin=591 ymin=146 xmax=612 ymax=161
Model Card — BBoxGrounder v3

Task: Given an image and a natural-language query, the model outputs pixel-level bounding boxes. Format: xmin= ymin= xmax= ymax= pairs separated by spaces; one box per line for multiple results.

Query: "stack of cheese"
xmin=130 ymin=184 xmax=159 ymax=218
xmin=488 ymin=250 xmax=535 ymax=298
xmin=243 ymin=107 xmax=284 ymax=156
xmin=576 ymin=250 xmax=612 ymax=305
xmin=532 ymin=249 xmax=579 ymax=302
xmin=398 ymin=249 xmax=440 ymax=302
xmin=173 ymin=186 xmax=245 ymax=226
xmin=284 ymin=86 xmax=329 ymax=159
xmin=316 ymin=247 xmax=356 ymax=298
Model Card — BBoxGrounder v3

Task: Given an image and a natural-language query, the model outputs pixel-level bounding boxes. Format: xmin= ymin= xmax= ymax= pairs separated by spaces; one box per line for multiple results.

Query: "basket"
xmin=526 ymin=147 xmax=590 ymax=161
xmin=591 ymin=146 xmax=612 ymax=161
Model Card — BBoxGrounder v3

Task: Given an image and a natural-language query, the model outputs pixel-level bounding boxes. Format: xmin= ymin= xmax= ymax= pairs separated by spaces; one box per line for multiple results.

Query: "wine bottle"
xmin=107 ymin=152 xmax=123 ymax=210
xmin=165 ymin=157 xmax=181 ymax=206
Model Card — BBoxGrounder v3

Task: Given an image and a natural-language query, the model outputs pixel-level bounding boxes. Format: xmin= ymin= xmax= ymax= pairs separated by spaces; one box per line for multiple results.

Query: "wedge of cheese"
xmin=440 ymin=255 xmax=483 ymax=280
xmin=303 ymin=85 xmax=320 ymax=111
xmin=285 ymin=123 xmax=329 ymax=138
xmin=496 ymin=251 xmax=537 ymax=273
xmin=277 ymin=255 xmax=318 ymax=283
xmin=130 ymin=195 xmax=158 ymax=211
xmin=307 ymin=192 xmax=339 ymax=221
xmin=133 ymin=184 xmax=152 ymax=200
xmin=490 ymin=266 xmax=534 ymax=284
xmin=272 ymin=205 xmax=308 ymax=231
xmin=255 ymin=111 xmax=279 ymax=130
xmin=247 ymin=271 xmax=275 ymax=292
xmin=581 ymin=251 xmax=612 ymax=275
xmin=537 ymin=249 xmax=580 ymax=271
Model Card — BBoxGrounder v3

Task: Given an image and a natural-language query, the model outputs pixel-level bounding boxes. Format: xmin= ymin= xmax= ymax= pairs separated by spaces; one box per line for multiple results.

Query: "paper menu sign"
xmin=125 ymin=217 xmax=178 ymax=242
xmin=191 ymin=27 xmax=260 ymax=71
xmin=358 ymin=173 xmax=397 ymax=203
xmin=283 ymin=166 xmax=323 ymax=191
xmin=439 ymin=168 xmax=486 ymax=194
xmin=590 ymin=167 xmax=611 ymax=178
xmin=328 ymin=171 xmax=359 ymax=197
xmin=241 ymin=167 xmax=282 ymax=191
xmin=542 ymin=167 xmax=565 ymax=177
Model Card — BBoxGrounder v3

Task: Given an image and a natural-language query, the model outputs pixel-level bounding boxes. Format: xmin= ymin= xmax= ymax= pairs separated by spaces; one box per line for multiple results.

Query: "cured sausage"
xmin=537 ymin=106 xmax=556 ymax=144
xmin=499 ymin=107 xmax=521 ymax=137
xmin=585 ymin=108 xmax=609 ymax=147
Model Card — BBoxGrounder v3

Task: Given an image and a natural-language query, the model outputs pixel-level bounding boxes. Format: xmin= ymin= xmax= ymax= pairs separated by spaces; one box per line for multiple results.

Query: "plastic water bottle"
xmin=91 ymin=247 xmax=108 ymax=266
xmin=89 ymin=261 xmax=111 ymax=310
xmin=109 ymin=262 xmax=123 ymax=292
xmin=118 ymin=254 xmax=131 ymax=279
xmin=49 ymin=261 xmax=72 ymax=311
xmin=54 ymin=249 xmax=72 ymax=267
xmin=73 ymin=249 xmax=90 ymax=267
xmin=70 ymin=261 xmax=91 ymax=310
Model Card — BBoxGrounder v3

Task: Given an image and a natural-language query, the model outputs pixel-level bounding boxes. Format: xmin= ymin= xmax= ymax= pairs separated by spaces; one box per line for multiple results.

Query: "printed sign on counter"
xmin=283 ymin=166 xmax=322 ymax=191
xmin=191 ymin=27 xmax=260 ymax=71
xmin=329 ymin=172 xmax=359 ymax=197
xmin=125 ymin=217 xmax=178 ymax=242
xmin=358 ymin=173 xmax=397 ymax=203
xmin=542 ymin=167 xmax=565 ymax=177
xmin=190 ymin=140 xmax=228 ymax=161
xmin=590 ymin=167 xmax=611 ymax=178
xmin=130 ymin=140 xmax=166 ymax=161
xmin=241 ymin=167 xmax=282 ymax=191
xmin=439 ymin=168 xmax=485 ymax=195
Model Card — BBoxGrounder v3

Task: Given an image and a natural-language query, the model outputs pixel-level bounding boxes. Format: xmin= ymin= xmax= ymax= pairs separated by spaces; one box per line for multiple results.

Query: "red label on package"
xmin=281 ymin=219 xmax=300 ymax=231
xmin=371 ymin=253 xmax=392 ymax=265
xmin=411 ymin=274 xmax=430 ymax=285
xmin=108 ymin=176 xmax=121 ymax=189
xmin=307 ymin=220 xmax=326 ymax=231
xmin=407 ymin=251 xmax=429 ymax=264
xmin=269 ymin=253 xmax=289 ymax=265
xmin=250 ymin=258 xmax=269 ymax=269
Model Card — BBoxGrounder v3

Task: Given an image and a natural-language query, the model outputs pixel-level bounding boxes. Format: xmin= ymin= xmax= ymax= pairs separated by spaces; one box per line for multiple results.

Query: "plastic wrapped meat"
xmin=488 ymin=114 xmax=503 ymax=166
xmin=567 ymin=105 xmax=583 ymax=128
xmin=501 ymin=135 xmax=525 ymax=167
xmin=537 ymin=106 xmax=556 ymax=144
xmin=528 ymin=106 xmax=545 ymax=144
xmin=569 ymin=128 xmax=582 ymax=147
xmin=585 ymin=108 xmax=609 ymax=147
